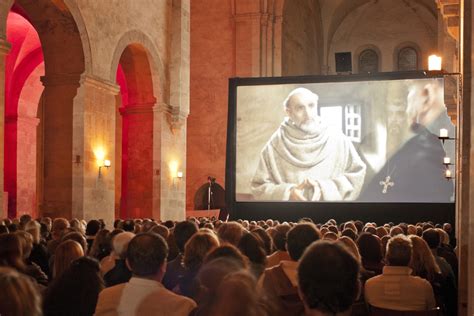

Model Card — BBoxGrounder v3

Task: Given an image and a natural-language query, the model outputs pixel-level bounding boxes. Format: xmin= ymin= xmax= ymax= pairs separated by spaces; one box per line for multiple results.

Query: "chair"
xmin=369 ymin=305 xmax=440 ymax=316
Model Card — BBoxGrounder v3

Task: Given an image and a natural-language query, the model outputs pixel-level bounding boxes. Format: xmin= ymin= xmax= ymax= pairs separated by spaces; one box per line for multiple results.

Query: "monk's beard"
xmin=296 ymin=119 xmax=319 ymax=134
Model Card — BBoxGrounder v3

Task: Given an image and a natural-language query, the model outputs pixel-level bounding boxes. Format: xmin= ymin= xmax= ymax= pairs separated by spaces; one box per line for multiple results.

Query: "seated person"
xmin=365 ymin=235 xmax=436 ymax=311
xmin=298 ymin=241 xmax=360 ymax=316
xmin=94 ymin=233 xmax=196 ymax=316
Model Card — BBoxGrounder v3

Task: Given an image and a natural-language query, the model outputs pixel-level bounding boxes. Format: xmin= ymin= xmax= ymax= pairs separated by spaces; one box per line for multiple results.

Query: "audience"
xmin=365 ymin=234 xmax=436 ymax=311
xmin=0 ymin=214 xmax=460 ymax=316
xmin=94 ymin=232 xmax=196 ymax=316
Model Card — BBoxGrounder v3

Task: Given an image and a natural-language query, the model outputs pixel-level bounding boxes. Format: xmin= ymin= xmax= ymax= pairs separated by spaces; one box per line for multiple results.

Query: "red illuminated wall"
xmin=116 ymin=45 xmax=155 ymax=220
xmin=187 ymin=0 xmax=236 ymax=210
xmin=5 ymin=11 xmax=44 ymax=218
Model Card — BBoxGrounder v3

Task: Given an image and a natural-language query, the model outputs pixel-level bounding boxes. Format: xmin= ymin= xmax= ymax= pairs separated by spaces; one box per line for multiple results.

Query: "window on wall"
xmin=398 ymin=47 xmax=418 ymax=71
xmin=319 ymin=103 xmax=362 ymax=143
xmin=359 ymin=49 xmax=379 ymax=73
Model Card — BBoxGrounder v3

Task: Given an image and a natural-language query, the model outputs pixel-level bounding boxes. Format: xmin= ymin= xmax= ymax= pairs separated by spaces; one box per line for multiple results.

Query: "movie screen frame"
xmin=226 ymin=72 xmax=457 ymax=223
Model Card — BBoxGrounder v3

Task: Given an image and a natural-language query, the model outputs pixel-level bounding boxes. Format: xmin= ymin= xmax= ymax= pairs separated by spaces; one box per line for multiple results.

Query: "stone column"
xmin=459 ymin=1 xmax=472 ymax=315
xmin=72 ymin=75 xmax=119 ymax=226
xmin=40 ymin=74 xmax=81 ymax=219
xmin=0 ymin=38 xmax=10 ymax=219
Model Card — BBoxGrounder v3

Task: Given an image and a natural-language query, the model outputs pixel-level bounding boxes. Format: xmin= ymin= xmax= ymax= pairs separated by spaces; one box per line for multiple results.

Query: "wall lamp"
xmin=98 ymin=159 xmax=111 ymax=178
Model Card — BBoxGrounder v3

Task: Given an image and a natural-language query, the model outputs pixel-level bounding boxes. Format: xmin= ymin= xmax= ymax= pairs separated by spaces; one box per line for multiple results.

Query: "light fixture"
xmin=438 ymin=128 xmax=455 ymax=144
xmin=443 ymin=157 xmax=451 ymax=166
xmin=428 ymin=54 xmax=442 ymax=71
xmin=98 ymin=159 xmax=111 ymax=178
xmin=177 ymin=171 xmax=183 ymax=178
xmin=445 ymin=168 xmax=453 ymax=180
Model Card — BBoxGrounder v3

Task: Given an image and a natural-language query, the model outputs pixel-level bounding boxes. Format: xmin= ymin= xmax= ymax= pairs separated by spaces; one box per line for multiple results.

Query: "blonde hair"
xmin=338 ymin=236 xmax=361 ymax=262
xmin=409 ymin=235 xmax=440 ymax=282
xmin=25 ymin=220 xmax=41 ymax=244
xmin=0 ymin=267 xmax=42 ymax=316
xmin=54 ymin=240 xmax=84 ymax=278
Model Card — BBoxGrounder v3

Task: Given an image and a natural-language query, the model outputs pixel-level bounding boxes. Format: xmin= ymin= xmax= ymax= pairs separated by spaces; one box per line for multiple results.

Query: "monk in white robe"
xmin=251 ymin=88 xmax=366 ymax=201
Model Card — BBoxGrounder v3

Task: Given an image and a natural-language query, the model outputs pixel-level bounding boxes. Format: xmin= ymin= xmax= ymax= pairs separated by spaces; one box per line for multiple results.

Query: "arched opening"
xmin=4 ymin=0 xmax=85 ymax=219
xmin=358 ymin=48 xmax=379 ymax=73
xmin=4 ymin=9 xmax=43 ymax=218
xmin=115 ymin=43 xmax=155 ymax=220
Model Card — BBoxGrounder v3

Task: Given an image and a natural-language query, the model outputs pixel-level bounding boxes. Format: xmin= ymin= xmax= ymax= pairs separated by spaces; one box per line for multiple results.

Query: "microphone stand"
xmin=207 ymin=177 xmax=216 ymax=210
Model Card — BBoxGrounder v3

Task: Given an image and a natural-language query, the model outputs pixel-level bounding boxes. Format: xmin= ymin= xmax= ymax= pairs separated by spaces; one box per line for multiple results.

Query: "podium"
xmin=186 ymin=209 xmax=220 ymax=219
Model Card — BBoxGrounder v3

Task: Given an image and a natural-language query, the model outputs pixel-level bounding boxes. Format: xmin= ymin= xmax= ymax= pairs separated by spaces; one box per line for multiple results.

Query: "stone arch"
xmin=326 ymin=0 xmax=436 ymax=68
xmin=354 ymin=44 xmax=382 ymax=74
xmin=3 ymin=0 xmax=90 ymax=219
xmin=110 ymin=30 xmax=166 ymax=105
xmin=113 ymin=41 xmax=160 ymax=220
xmin=393 ymin=41 xmax=423 ymax=71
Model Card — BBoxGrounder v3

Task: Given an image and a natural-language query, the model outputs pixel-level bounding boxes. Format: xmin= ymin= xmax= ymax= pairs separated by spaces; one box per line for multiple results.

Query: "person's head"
xmin=238 ymin=232 xmax=266 ymax=266
xmin=406 ymin=79 xmax=445 ymax=128
xmin=208 ymin=271 xmax=265 ymax=316
xmin=0 ymin=233 xmax=25 ymax=271
xmin=284 ymin=88 xmax=320 ymax=133
xmin=341 ymin=228 xmax=357 ymax=240
xmin=443 ymin=223 xmax=452 ymax=234
xmin=61 ymin=231 xmax=88 ymax=253
xmin=286 ymin=223 xmax=321 ymax=261
xmin=298 ymin=241 xmax=360 ymax=315
xmin=250 ymin=227 xmax=272 ymax=255
xmin=273 ymin=224 xmax=291 ymax=252
xmin=408 ymin=235 xmax=440 ymax=282
xmin=389 ymin=226 xmax=404 ymax=237
xmin=126 ymin=232 xmax=169 ymax=280
xmin=19 ymin=214 xmax=32 ymax=229
xmin=0 ymin=267 xmax=42 ymax=316
xmin=89 ymin=229 xmax=111 ymax=259
xmin=356 ymin=232 xmax=383 ymax=264
xmin=184 ymin=232 xmax=220 ymax=271
xmin=385 ymin=235 xmax=412 ymax=266
xmin=338 ymin=236 xmax=361 ymax=262
xmin=150 ymin=225 xmax=170 ymax=240
xmin=25 ymin=220 xmax=41 ymax=244
xmin=122 ymin=219 xmax=135 ymax=232
xmin=51 ymin=218 xmax=70 ymax=240
xmin=113 ymin=232 xmax=135 ymax=259
xmin=85 ymin=220 xmax=101 ymax=237
xmin=53 ymin=240 xmax=84 ymax=278
xmin=15 ymin=231 xmax=34 ymax=259
xmin=173 ymin=221 xmax=198 ymax=254
xmin=422 ymin=228 xmax=441 ymax=250
xmin=43 ymin=257 xmax=104 ymax=316
xmin=204 ymin=244 xmax=248 ymax=269
xmin=217 ymin=222 xmax=244 ymax=246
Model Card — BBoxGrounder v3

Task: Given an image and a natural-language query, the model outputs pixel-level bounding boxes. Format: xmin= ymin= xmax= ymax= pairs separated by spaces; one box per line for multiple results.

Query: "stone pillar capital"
xmin=40 ymin=73 xmax=82 ymax=87
xmin=119 ymin=103 xmax=156 ymax=116
xmin=0 ymin=38 xmax=11 ymax=56
xmin=160 ymin=102 xmax=188 ymax=134
xmin=80 ymin=74 xmax=121 ymax=95
xmin=5 ymin=115 xmax=40 ymax=127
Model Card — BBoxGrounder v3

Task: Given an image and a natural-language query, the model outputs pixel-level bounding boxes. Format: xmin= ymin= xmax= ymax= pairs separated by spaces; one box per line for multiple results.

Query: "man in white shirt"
xmin=365 ymin=235 xmax=436 ymax=311
xmin=94 ymin=233 xmax=196 ymax=316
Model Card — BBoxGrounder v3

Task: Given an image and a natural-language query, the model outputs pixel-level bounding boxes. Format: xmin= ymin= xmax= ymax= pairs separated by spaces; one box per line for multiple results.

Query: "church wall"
xmin=187 ymin=0 xmax=235 ymax=210
xmin=328 ymin=0 xmax=437 ymax=73
xmin=281 ymin=0 xmax=322 ymax=75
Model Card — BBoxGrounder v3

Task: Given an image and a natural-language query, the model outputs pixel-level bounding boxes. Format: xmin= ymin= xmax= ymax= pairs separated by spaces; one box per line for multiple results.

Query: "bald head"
xmin=283 ymin=88 xmax=320 ymax=133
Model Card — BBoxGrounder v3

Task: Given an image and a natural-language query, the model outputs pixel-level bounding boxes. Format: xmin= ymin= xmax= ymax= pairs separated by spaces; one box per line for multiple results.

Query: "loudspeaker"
xmin=335 ymin=52 xmax=352 ymax=73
